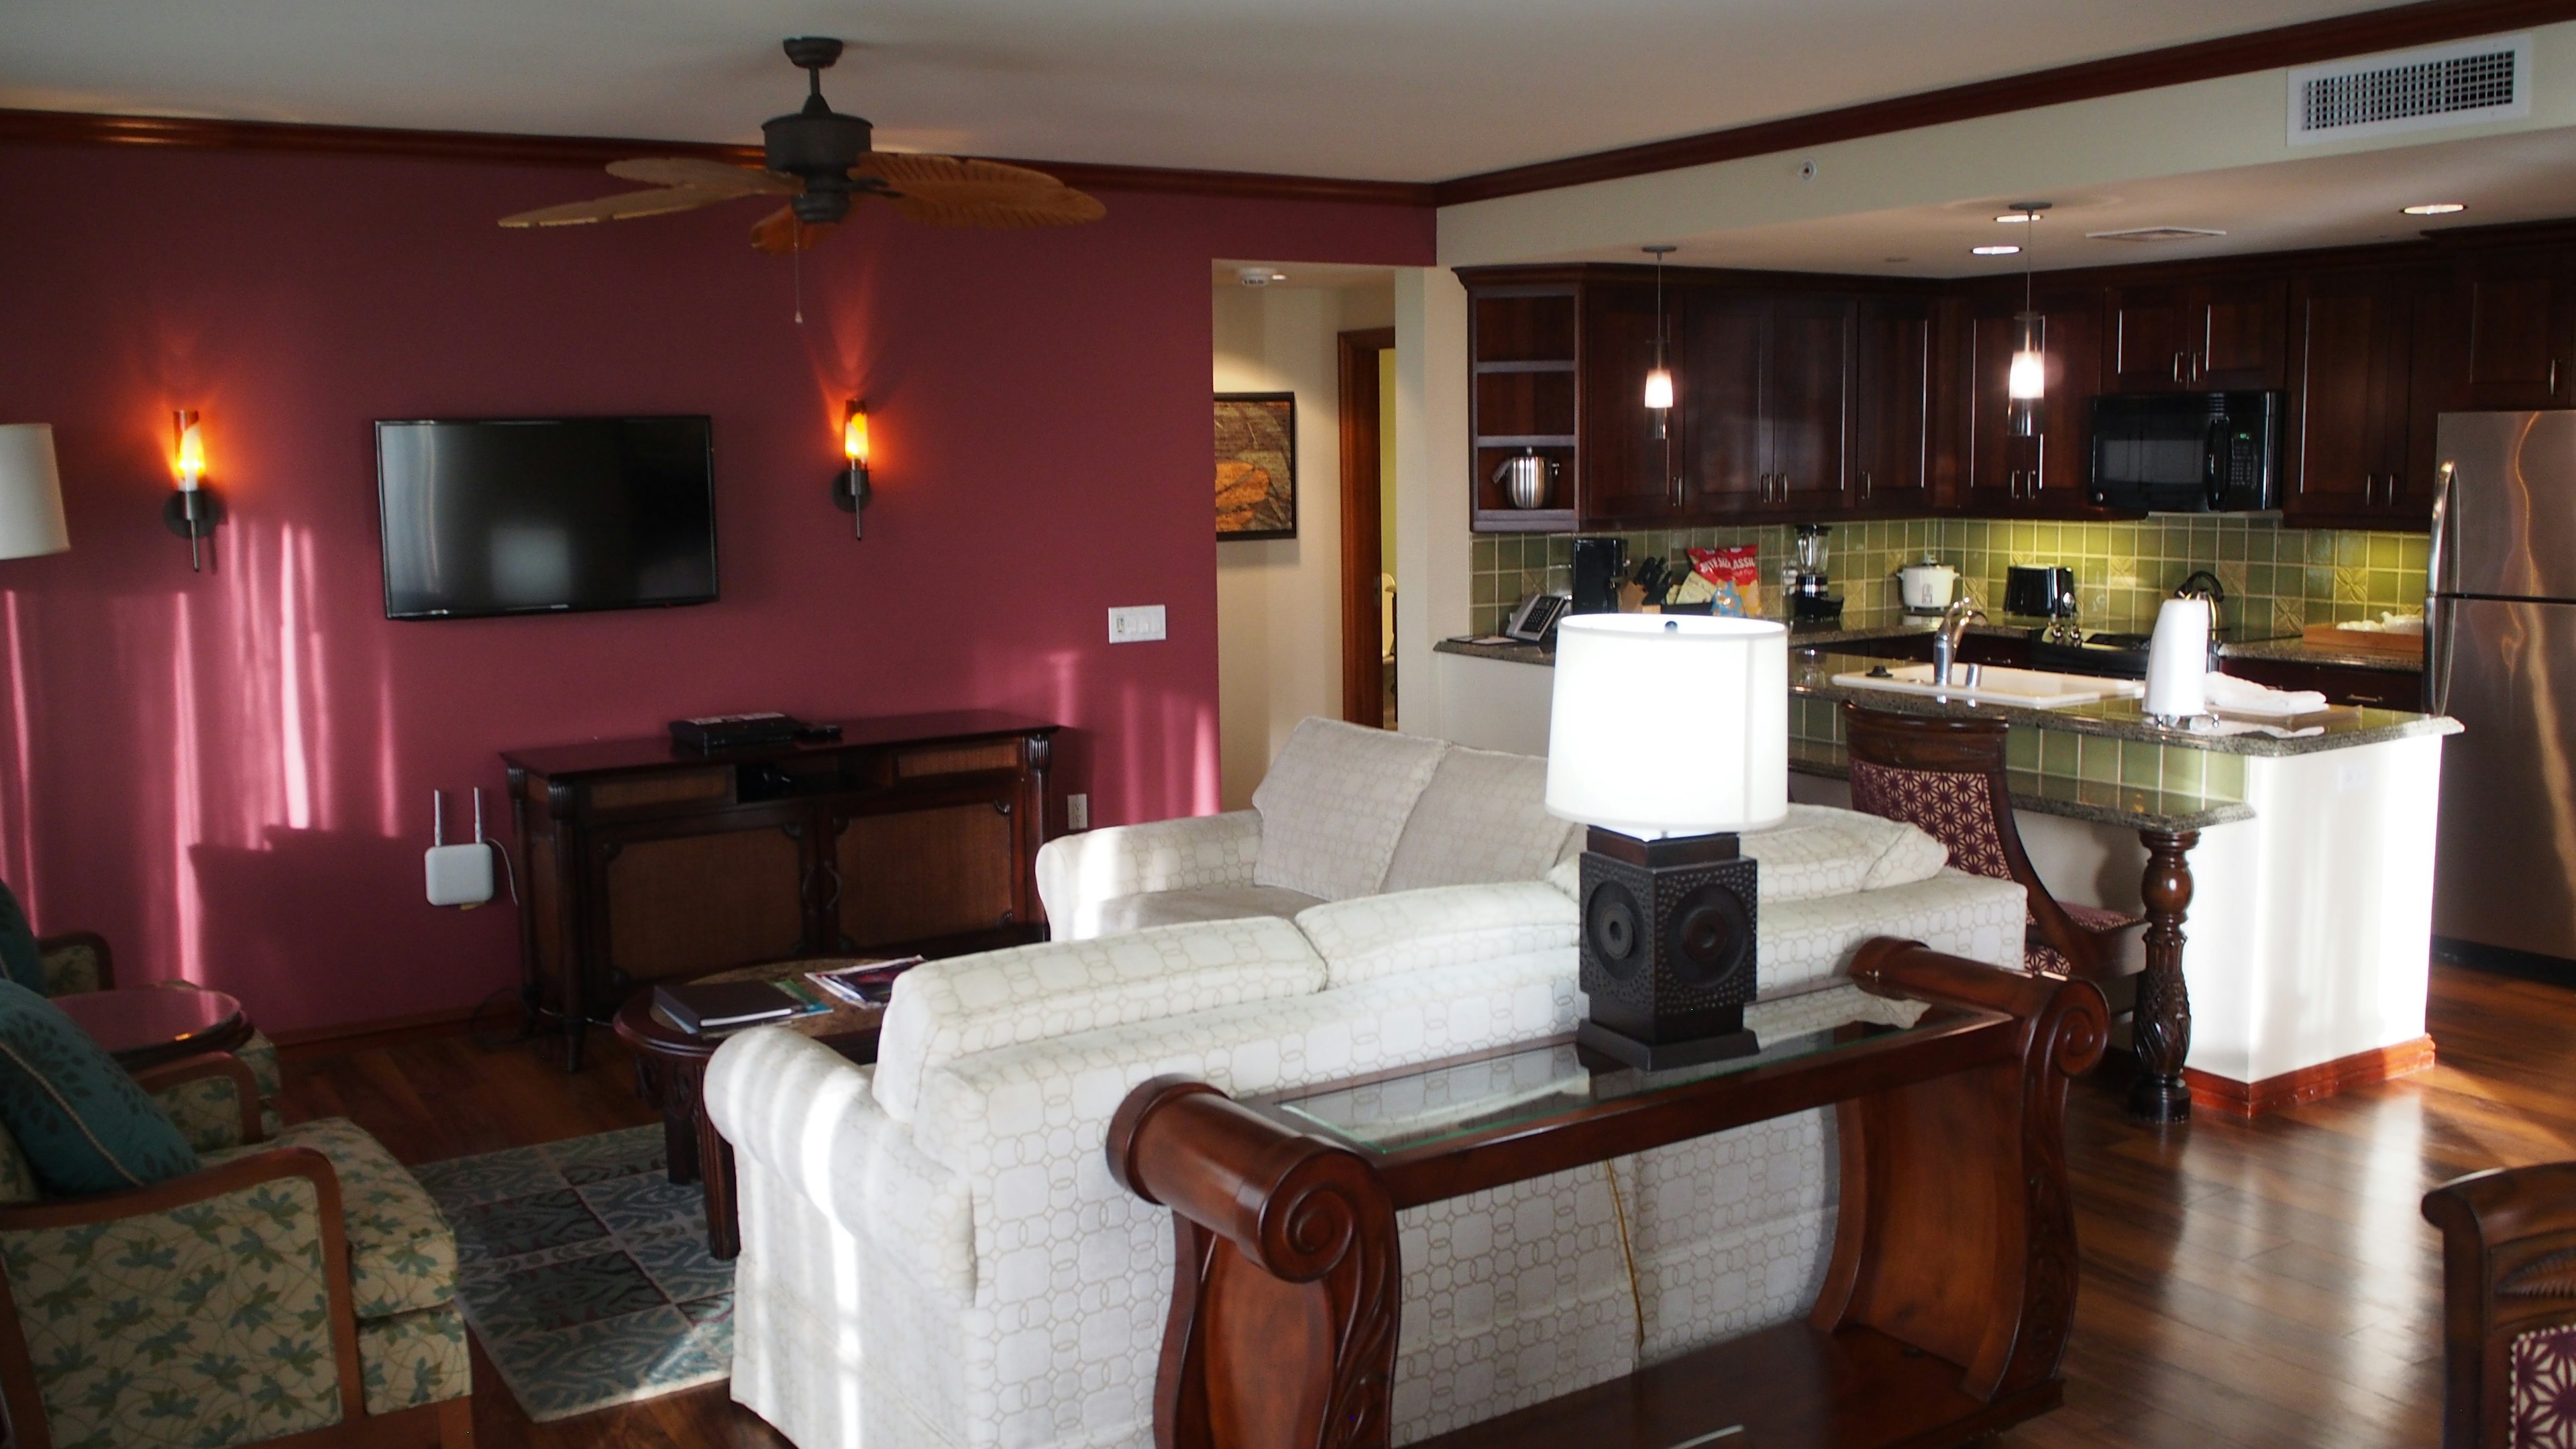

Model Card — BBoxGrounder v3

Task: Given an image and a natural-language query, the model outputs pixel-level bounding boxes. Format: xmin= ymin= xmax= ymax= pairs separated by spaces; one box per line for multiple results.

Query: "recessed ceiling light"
xmin=1972 ymin=245 xmax=2021 ymax=256
xmin=2402 ymin=202 xmax=2467 ymax=215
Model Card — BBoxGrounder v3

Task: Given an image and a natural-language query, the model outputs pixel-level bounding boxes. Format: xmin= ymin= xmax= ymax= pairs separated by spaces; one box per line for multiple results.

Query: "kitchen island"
xmin=1434 ymin=632 xmax=2461 ymax=1120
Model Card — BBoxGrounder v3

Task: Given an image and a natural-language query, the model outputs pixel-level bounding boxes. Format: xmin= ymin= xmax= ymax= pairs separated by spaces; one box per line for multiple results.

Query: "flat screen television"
xmin=375 ymin=416 xmax=718 ymax=621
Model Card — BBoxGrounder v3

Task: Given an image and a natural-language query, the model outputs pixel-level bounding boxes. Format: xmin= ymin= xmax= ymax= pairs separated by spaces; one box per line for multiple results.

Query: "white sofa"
xmin=709 ymin=728 xmax=2028 ymax=1449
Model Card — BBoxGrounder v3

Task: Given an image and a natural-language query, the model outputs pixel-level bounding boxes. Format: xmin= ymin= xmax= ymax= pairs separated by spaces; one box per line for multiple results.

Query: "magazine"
xmin=806 ymin=957 xmax=925 ymax=1008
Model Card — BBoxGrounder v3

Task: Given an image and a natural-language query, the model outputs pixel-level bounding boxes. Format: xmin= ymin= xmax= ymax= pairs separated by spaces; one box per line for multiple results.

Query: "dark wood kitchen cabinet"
xmin=2286 ymin=267 xmax=2428 ymax=528
xmin=1854 ymin=295 xmax=1935 ymax=513
xmin=1576 ymin=282 xmax=1688 ymax=525
xmin=1678 ymin=289 xmax=1854 ymax=519
xmin=2457 ymin=248 xmax=2576 ymax=410
xmin=1966 ymin=286 xmax=2106 ymax=517
xmin=505 ymin=710 xmax=1057 ymax=1068
xmin=2105 ymin=276 xmax=2288 ymax=392
xmin=1468 ymin=283 xmax=1583 ymax=531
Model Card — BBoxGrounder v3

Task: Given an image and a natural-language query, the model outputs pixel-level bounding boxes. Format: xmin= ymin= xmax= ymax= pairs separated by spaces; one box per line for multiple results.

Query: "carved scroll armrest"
xmin=1107 ymin=1075 xmax=1389 ymax=1283
xmin=131 ymin=1051 xmax=269 ymax=1146
xmin=2424 ymin=1162 xmax=2576 ymax=1448
xmin=1850 ymin=935 xmax=2108 ymax=1079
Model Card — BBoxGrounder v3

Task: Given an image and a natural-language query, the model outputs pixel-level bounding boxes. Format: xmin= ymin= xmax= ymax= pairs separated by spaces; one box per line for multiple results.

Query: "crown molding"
xmin=1431 ymin=0 xmax=2576 ymax=206
xmin=0 ymin=107 xmax=1436 ymax=208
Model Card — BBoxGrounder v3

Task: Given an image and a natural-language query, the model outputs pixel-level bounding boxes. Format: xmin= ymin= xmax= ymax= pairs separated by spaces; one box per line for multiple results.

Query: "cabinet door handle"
xmin=2173 ymin=352 xmax=2186 ymax=384
xmin=994 ymin=798 xmax=1013 ymax=816
xmin=2553 ymin=358 xmax=2561 ymax=395
xmin=1861 ymin=470 xmax=1872 ymax=499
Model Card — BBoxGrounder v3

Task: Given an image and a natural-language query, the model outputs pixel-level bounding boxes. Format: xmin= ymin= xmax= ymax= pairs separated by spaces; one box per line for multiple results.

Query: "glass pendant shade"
xmin=1643 ymin=368 xmax=1674 ymax=412
xmin=2006 ymin=312 xmax=2044 ymax=438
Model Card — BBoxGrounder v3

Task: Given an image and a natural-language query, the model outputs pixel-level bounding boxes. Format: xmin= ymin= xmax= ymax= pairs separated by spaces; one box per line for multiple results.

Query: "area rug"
xmin=411 ymin=1125 xmax=733 ymax=1421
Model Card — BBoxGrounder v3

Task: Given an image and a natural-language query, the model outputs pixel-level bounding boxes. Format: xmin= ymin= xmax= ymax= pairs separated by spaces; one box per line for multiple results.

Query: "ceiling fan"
xmin=500 ymin=37 xmax=1106 ymax=254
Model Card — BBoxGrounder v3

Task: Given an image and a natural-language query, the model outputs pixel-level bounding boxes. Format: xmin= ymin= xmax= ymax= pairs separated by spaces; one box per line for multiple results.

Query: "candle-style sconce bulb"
xmin=831 ymin=399 xmax=872 ymax=540
xmin=164 ymin=409 xmax=223 ymax=571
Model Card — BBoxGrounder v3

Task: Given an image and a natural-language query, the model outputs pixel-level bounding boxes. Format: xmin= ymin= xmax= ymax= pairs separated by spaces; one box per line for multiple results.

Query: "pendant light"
xmin=2005 ymin=203 xmax=2049 ymax=439
xmin=1644 ymin=246 xmax=1676 ymax=440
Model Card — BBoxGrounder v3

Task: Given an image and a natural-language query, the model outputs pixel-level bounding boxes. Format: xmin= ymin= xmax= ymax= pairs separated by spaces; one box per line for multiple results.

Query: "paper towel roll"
xmin=2144 ymin=598 xmax=2210 ymax=720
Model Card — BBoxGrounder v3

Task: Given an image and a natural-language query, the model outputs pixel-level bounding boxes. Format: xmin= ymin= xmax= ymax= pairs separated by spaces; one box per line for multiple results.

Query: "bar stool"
xmin=1840 ymin=701 xmax=2141 ymax=981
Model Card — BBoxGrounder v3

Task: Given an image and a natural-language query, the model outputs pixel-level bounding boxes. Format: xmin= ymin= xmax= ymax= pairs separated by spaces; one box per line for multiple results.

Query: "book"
xmin=653 ymin=979 xmax=808 ymax=1035
xmin=806 ymin=957 xmax=923 ymax=1007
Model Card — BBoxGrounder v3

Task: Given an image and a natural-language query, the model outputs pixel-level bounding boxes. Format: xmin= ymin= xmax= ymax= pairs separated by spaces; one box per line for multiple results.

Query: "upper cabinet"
xmin=1964 ymin=284 xmax=2110 ymax=519
xmin=2284 ymin=267 xmax=2430 ymax=529
xmin=1466 ymin=284 xmax=1580 ymax=532
xmin=2457 ymin=248 xmax=2576 ymax=410
xmin=1853 ymin=296 xmax=1935 ymax=514
xmin=2105 ymin=276 xmax=2288 ymax=392
xmin=1678 ymin=290 xmax=1854 ymax=519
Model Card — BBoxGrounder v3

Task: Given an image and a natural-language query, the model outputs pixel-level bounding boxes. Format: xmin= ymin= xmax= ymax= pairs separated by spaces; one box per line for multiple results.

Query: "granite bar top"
xmin=1792 ymin=651 xmax=2459 ymax=756
xmin=1434 ymin=619 xmax=2018 ymax=667
xmin=1789 ymin=740 xmax=2255 ymax=834
xmin=2216 ymin=637 xmax=2426 ymax=673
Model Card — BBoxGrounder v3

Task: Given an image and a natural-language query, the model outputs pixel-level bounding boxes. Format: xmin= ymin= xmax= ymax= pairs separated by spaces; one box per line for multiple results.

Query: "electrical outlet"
xmin=1108 ymin=605 xmax=1167 ymax=643
xmin=1067 ymin=793 xmax=1089 ymax=830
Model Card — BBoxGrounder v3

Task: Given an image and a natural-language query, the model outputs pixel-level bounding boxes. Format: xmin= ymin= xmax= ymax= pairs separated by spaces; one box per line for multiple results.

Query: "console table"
xmin=1107 ymin=939 xmax=2107 ymax=1449
xmin=505 ymin=710 xmax=1056 ymax=1069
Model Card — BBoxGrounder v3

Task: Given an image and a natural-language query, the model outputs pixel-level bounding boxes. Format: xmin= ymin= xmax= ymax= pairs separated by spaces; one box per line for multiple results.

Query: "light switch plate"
xmin=1067 ymin=793 xmax=1089 ymax=830
xmin=1108 ymin=605 xmax=1167 ymax=643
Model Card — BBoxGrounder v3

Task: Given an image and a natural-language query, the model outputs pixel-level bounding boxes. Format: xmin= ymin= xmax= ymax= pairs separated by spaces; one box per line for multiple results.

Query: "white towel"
xmin=2202 ymin=671 xmax=2328 ymax=717
xmin=2183 ymin=716 xmax=2326 ymax=739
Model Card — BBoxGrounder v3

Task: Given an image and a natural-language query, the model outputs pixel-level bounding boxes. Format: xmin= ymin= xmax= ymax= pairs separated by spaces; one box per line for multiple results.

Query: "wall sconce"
xmin=830 ymin=399 xmax=871 ymax=539
xmin=164 ymin=409 xmax=223 ymax=570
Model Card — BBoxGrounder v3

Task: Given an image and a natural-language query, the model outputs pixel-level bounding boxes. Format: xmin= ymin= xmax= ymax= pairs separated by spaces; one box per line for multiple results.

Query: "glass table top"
xmin=1270 ymin=986 xmax=1988 ymax=1156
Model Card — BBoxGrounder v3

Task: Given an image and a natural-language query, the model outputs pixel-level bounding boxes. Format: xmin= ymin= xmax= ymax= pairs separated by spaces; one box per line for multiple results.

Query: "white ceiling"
xmin=1584 ymin=128 xmax=2576 ymax=278
xmin=3 ymin=0 xmax=2398 ymax=181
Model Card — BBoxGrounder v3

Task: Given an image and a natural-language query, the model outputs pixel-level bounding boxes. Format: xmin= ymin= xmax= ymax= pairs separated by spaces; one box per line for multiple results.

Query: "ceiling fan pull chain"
xmin=793 ymin=224 xmax=805 ymax=325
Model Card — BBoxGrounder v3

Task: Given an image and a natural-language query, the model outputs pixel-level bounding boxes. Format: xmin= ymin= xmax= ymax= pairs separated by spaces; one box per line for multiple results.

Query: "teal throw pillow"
xmin=0 ymin=980 xmax=199 ymax=1197
xmin=0 ymin=880 xmax=40 ymax=992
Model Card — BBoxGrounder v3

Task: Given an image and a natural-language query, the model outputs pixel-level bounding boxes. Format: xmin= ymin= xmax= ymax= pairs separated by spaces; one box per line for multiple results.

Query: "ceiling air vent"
xmin=2288 ymin=34 xmax=2530 ymax=145
xmin=2086 ymin=227 xmax=2227 ymax=243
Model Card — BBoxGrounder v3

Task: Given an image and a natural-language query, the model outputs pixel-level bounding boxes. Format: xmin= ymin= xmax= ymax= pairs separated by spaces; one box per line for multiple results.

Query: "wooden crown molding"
xmin=1432 ymin=0 xmax=2576 ymax=205
xmin=0 ymin=106 xmax=1437 ymax=209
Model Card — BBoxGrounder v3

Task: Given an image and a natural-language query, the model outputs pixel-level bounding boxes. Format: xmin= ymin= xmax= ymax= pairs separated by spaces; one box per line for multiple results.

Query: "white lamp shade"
xmin=0 ymin=425 xmax=70 ymax=560
xmin=1546 ymin=614 xmax=1789 ymax=839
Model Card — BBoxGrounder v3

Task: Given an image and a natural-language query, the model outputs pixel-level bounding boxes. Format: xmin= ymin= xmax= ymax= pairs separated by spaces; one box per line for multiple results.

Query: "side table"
xmin=612 ymin=961 xmax=888 ymax=1258
xmin=54 ymin=986 xmax=255 ymax=1071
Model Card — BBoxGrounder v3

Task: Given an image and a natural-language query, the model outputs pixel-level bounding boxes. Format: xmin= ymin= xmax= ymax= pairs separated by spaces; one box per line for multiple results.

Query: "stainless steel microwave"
xmin=2088 ymin=391 xmax=2281 ymax=513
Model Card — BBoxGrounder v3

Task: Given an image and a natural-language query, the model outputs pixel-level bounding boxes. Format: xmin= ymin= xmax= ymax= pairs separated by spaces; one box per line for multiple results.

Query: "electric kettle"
xmin=1490 ymin=449 xmax=1558 ymax=510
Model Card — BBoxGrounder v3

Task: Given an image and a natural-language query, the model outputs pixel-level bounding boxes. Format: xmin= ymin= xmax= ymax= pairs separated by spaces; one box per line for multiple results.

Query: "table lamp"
xmin=1546 ymin=614 xmax=1788 ymax=1069
xmin=0 ymin=425 xmax=71 ymax=560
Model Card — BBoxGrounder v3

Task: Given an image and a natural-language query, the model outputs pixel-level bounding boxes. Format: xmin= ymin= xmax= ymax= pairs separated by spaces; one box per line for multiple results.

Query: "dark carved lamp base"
xmin=1577 ymin=826 xmax=1761 ymax=1071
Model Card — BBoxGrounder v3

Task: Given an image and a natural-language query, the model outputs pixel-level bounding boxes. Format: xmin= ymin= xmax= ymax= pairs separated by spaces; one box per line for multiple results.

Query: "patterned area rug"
xmin=412 ymin=1125 xmax=733 ymax=1421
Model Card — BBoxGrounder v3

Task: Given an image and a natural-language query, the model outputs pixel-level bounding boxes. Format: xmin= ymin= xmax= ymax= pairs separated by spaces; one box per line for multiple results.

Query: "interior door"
xmin=1763 ymin=295 xmax=1854 ymax=515
xmin=1678 ymin=291 xmax=1766 ymax=514
xmin=835 ymin=796 xmax=1022 ymax=950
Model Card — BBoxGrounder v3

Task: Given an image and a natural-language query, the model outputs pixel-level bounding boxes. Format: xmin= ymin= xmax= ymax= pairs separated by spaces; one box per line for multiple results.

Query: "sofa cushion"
xmin=1757 ymin=869 xmax=2027 ymax=998
xmin=1294 ymin=883 xmax=1577 ymax=989
xmin=871 ymin=916 xmax=1328 ymax=1123
xmin=1739 ymin=804 xmax=1951 ymax=902
xmin=1089 ymin=883 xmax=1325 ymax=935
xmin=0 ymin=980 xmax=199 ymax=1197
xmin=1380 ymin=747 xmax=1582 ymax=894
xmin=1252 ymin=718 xmax=1449 ymax=902
xmin=206 ymin=1116 xmax=458 ymax=1318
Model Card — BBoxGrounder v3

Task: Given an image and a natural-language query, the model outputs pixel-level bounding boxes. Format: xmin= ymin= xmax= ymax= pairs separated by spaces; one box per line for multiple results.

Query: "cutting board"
xmin=2300 ymin=623 xmax=2424 ymax=659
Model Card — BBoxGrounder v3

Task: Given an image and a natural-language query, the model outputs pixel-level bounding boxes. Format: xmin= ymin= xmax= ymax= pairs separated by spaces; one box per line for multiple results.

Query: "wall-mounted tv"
xmin=376 ymin=416 xmax=718 ymax=621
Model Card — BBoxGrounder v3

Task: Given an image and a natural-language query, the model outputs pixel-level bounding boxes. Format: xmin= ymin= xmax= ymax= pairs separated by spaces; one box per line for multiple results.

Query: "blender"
xmin=1790 ymin=524 xmax=1841 ymax=624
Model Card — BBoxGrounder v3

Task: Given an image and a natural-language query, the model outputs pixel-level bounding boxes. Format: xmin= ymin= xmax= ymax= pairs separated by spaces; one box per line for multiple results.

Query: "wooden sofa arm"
xmin=0 ymin=1145 xmax=365 ymax=1449
xmin=131 ymin=1051 xmax=268 ymax=1146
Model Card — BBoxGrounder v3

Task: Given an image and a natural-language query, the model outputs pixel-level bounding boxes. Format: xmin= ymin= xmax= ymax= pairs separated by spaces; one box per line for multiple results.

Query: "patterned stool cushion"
xmin=0 ymin=981 xmax=200 ymax=1197
xmin=205 ymin=1118 xmax=457 ymax=1319
xmin=2065 ymin=902 xmax=2145 ymax=933
xmin=2512 ymin=1322 xmax=2576 ymax=1447
xmin=1849 ymin=761 xmax=2013 ymax=881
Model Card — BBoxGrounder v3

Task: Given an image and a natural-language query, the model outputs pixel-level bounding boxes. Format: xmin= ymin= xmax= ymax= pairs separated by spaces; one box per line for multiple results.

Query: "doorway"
xmin=1339 ymin=327 xmax=1397 ymax=729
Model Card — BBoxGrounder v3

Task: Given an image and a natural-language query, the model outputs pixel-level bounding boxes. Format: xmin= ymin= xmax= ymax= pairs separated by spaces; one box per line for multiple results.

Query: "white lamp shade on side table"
xmin=1546 ymin=614 xmax=1789 ymax=839
xmin=0 ymin=425 xmax=70 ymax=559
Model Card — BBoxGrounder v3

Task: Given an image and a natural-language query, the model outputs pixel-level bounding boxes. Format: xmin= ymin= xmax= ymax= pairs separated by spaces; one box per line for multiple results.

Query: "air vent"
xmin=2086 ymin=227 xmax=2227 ymax=244
xmin=2289 ymin=34 xmax=2530 ymax=145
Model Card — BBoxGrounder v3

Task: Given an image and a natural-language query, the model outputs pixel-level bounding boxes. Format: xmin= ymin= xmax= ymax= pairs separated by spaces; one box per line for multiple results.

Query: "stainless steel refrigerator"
xmin=2429 ymin=411 xmax=2576 ymax=962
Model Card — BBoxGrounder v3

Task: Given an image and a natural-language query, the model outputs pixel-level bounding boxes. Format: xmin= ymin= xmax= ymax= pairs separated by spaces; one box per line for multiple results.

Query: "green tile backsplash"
xmin=1781 ymin=694 xmax=2248 ymax=810
xmin=1468 ymin=515 xmax=2428 ymax=639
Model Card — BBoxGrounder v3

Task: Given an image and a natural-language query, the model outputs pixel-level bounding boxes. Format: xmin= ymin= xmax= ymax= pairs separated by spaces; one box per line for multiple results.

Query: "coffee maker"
xmin=1789 ymin=524 xmax=1841 ymax=624
xmin=1571 ymin=537 xmax=1628 ymax=615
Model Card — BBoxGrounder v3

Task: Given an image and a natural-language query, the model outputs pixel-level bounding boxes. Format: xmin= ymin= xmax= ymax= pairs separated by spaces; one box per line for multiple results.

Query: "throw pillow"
xmin=0 ymin=879 xmax=42 ymax=992
xmin=1251 ymin=718 xmax=1448 ymax=902
xmin=1381 ymin=747 xmax=1581 ymax=893
xmin=0 ymin=980 xmax=200 ymax=1197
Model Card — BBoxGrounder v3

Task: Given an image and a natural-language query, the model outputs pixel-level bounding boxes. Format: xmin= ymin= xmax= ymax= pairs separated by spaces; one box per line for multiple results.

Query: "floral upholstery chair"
xmin=17 ymin=902 xmax=286 ymax=1128
xmin=0 ymin=1051 xmax=470 ymax=1449
xmin=2426 ymin=1163 xmax=2576 ymax=1449
xmin=1841 ymin=702 xmax=2141 ymax=981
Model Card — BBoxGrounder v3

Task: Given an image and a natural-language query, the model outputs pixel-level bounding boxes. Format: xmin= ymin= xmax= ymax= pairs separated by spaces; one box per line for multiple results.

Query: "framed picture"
xmin=1214 ymin=392 xmax=1297 ymax=541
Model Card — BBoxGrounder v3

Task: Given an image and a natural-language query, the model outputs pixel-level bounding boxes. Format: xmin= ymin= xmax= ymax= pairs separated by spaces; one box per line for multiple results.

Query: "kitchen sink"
xmin=1829 ymin=663 xmax=2147 ymax=709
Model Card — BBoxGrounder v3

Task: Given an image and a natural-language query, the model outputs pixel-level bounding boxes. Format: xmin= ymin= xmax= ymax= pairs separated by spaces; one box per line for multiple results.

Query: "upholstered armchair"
xmin=0 ymin=1053 xmax=470 ymax=1449
xmin=25 ymin=911 xmax=284 ymax=1116
xmin=2426 ymin=1163 xmax=2576 ymax=1448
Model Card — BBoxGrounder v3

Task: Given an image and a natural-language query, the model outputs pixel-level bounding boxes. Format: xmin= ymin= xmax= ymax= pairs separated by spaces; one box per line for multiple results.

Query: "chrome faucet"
xmin=1933 ymin=596 xmax=1988 ymax=688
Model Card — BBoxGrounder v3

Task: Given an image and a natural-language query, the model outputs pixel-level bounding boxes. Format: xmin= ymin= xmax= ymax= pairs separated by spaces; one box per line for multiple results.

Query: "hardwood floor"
xmin=275 ymin=963 xmax=2576 ymax=1448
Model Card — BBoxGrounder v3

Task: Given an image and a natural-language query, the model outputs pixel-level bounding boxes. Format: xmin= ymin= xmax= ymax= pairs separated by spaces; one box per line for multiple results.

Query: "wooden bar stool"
xmin=1840 ymin=702 xmax=2141 ymax=982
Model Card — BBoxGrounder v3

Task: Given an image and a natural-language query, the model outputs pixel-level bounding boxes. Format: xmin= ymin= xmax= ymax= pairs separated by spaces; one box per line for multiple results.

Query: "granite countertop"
xmin=2216 ymin=637 xmax=2426 ymax=673
xmin=1788 ymin=740 xmax=2254 ymax=834
xmin=1791 ymin=650 xmax=2458 ymax=756
xmin=1435 ymin=619 xmax=2000 ymax=667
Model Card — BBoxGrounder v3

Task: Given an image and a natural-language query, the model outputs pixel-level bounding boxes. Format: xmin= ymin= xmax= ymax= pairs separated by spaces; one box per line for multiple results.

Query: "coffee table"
xmin=53 ymin=985 xmax=255 ymax=1071
xmin=612 ymin=960 xmax=890 ymax=1258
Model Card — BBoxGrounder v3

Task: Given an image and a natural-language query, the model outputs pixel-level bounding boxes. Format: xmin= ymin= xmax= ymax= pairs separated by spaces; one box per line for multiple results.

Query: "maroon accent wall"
xmin=0 ymin=142 xmax=1431 ymax=1034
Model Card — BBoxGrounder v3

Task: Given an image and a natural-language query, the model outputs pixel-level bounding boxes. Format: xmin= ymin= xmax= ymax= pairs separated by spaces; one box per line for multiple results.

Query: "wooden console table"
xmin=505 ymin=710 xmax=1056 ymax=1069
xmin=1107 ymin=939 xmax=2108 ymax=1449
